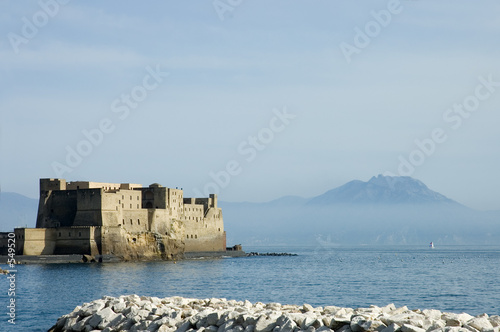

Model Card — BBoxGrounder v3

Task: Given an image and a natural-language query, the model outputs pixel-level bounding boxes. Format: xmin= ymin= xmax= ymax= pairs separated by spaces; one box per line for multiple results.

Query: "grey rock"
xmin=176 ymin=321 xmax=193 ymax=332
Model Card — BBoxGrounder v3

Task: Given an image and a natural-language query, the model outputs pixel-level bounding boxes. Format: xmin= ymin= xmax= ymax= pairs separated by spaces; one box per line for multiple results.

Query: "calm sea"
xmin=1 ymin=245 xmax=499 ymax=331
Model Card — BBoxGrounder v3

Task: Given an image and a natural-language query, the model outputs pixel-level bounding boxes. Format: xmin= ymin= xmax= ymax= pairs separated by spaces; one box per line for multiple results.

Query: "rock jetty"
xmin=246 ymin=252 xmax=298 ymax=257
xmin=49 ymin=296 xmax=500 ymax=332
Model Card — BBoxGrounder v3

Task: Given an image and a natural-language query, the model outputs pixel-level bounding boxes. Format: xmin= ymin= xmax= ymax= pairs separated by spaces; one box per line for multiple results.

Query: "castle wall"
xmin=52 ymin=227 xmax=96 ymax=255
xmin=149 ymin=209 xmax=173 ymax=235
xmin=0 ymin=233 xmax=10 ymax=255
xmin=14 ymin=227 xmax=101 ymax=256
xmin=66 ymin=181 xmax=141 ymax=191
xmin=36 ymin=190 xmax=78 ymax=228
xmin=14 ymin=228 xmax=56 ymax=255
xmin=73 ymin=189 xmax=103 ymax=226
xmin=40 ymin=178 xmax=67 ymax=191
xmin=183 ymin=205 xmax=225 ymax=252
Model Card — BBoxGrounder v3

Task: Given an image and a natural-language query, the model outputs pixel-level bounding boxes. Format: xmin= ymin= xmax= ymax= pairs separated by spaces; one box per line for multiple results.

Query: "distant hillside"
xmin=308 ymin=175 xmax=460 ymax=206
xmin=0 ymin=192 xmax=38 ymax=231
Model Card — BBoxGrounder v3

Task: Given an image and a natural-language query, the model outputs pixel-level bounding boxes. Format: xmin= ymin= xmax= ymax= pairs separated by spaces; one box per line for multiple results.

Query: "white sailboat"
xmin=429 ymin=242 xmax=435 ymax=249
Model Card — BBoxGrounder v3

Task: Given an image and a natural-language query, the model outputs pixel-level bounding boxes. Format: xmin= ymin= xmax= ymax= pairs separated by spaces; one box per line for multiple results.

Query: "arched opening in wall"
xmin=191 ymin=235 xmax=193 ymax=239
xmin=186 ymin=235 xmax=189 ymax=239
xmin=130 ymin=219 xmax=133 ymax=225
xmin=138 ymin=219 xmax=140 ymax=225
xmin=145 ymin=202 xmax=153 ymax=208
xmin=195 ymin=235 xmax=197 ymax=239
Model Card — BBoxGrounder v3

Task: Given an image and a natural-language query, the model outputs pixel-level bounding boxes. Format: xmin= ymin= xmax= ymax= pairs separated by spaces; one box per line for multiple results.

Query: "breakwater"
xmin=246 ymin=252 xmax=298 ymax=257
xmin=49 ymin=296 xmax=499 ymax=332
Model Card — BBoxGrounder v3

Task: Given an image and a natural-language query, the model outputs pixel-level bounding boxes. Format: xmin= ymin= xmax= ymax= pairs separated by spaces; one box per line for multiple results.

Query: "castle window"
xmin=116 ymin=207 xmax=118 ymax=211
xmin=122 ymin=204 xmax=124 ymax=208
xmin=130 ymin=196 xmax=132 ymax=200
xmin=122 ymin=219 xmax=125 ymax=225
xmin=137 ymin=204 xmax=139 ymax=209
xmin=68 ymin=232 xmax=71 ymax=237
xmin=137 ymin=196 xmax=139 ymax=200
xmin=186 ymin=235 xmax=189 ymax=239
xmin=58 ymin=232 xmax=61 ymax=237
xmin=195 ymin=235 xmax=197 ymax=239
xmin=137 ymin=219 xmax=140 ymax=225
xmin=119 ymin=200 xmax=121 ymax=204
xmin=130 ymin=219 xmax=133 ymax=225
xmin=218 ymin=228 xmax=221 ymax=231
xmin=122 ymin=195 xmax=124 ymax=199
xmin=78 ymin=232 xmax=82 ymax=237
xmin=191 ymin=235 xmax=193 ymax=239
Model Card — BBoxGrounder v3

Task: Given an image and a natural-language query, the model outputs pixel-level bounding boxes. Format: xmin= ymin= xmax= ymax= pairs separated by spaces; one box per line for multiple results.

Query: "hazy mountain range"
xmin=1 ymin=175 xmax=499 ymax=246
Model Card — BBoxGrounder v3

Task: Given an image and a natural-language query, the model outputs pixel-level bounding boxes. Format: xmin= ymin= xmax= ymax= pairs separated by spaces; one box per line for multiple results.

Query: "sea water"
xmin=1 ymin=245 xmax=499 ymax=331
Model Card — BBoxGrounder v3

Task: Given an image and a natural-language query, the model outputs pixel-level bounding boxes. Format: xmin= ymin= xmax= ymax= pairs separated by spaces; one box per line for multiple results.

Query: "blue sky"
xmin=1 ymin=0 xmax=499 ymax=210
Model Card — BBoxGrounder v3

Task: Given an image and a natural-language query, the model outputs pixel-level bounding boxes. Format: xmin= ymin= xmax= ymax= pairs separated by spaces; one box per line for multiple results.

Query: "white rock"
xmin=422 ymin=310 xmax=443 ymax=321
xmin=443 ymin=313 xmax=475 ymax=327
xmin=382 ymin=304 xmax=397 ymax=314
xmin=254 ymin=315 xmax=276 ymax=332
xmin=303 ymin=304 xmax=314 ymax=312
xmin=467 ymin=316 xmax=494 ymax=331
xmin=79 ymin=300 xmax=106 ymax=317
xmin=380 ymin=323 xmax=400 ymax=332
xmin=489 ymin=316 xmax=500 ymax=327
xmin=400 ymin=324 xmax=426 ymax=332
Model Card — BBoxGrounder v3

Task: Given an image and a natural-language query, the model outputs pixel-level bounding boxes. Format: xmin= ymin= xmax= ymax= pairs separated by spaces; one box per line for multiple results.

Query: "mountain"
xmin=0 ymin=192 xmax=38 ymax=232
xmin=220 ymin=175 xmax=499 ymax=246
xmin=308 ymin=175 xmax=460 ymax=206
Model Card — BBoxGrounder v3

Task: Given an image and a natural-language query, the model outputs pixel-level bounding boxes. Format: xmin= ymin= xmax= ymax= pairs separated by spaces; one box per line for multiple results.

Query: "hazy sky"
xmin=1 ymin=1 xmax=499 ymax=210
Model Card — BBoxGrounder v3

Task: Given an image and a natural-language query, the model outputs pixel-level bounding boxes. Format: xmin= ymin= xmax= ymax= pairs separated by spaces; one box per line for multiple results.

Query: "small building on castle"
xmin=13 ymin=179 xmax=227 ymax=261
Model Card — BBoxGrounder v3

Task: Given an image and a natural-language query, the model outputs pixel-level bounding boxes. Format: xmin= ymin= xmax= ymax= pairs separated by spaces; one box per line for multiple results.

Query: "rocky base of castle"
xmin=49 ymin=296 xmax=500 ymax=332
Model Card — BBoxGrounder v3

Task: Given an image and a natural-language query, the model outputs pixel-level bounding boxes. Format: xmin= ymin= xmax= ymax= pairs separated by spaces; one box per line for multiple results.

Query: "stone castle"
xmin=13 ymin=178 xmax=226 ymax=260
